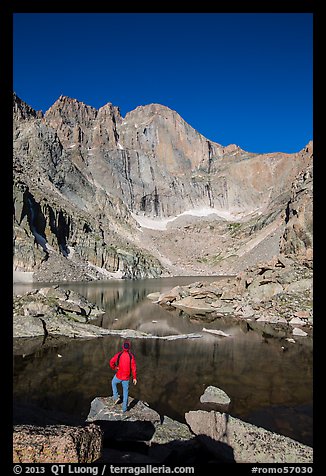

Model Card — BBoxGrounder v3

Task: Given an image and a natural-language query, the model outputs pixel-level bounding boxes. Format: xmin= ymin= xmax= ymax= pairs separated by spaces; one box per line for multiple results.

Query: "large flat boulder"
xmin=87 ymin=396 xmax=161 ymax=425
xmin=173 ymin=296 xmax=215 ymax=314
xmin=185 ymin=410 xmax=313 ymax=463
xmin=87 ymin=397 xmax=160 ymax=442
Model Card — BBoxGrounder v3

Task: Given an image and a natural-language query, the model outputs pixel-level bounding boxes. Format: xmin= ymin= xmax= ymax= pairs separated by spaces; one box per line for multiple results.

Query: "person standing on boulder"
xmin=109 ymin=340 xmax=137 ymax=413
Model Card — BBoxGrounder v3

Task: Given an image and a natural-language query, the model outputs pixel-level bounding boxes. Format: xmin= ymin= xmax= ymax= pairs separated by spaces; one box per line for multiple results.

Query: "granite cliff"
xmin=13 ymin=93 xmax=313 ymax=281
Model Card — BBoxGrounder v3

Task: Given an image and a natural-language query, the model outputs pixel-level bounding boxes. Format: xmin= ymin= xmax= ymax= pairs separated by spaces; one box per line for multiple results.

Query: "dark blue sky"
xmin=13 ymin=13 xmax=313 ymax=154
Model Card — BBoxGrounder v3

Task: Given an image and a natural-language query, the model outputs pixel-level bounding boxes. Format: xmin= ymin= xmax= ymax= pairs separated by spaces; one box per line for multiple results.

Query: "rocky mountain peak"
xmin=13 ymin=93 xmax=43 ymax=121
xmin=44 ymin=95 xmax=98 ymax=127
xmin=124 ymin=102 xmax=176 ymax=118
xmin=97 ymin=102 xmax=122 ymax=124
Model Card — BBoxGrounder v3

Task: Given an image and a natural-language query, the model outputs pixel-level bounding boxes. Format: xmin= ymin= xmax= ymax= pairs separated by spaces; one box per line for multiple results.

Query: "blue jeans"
xmin=112 ymin=374 xmax=130 ymax=412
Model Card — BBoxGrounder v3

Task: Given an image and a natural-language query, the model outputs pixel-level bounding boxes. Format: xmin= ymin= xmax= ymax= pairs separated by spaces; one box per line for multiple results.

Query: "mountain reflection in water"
xmin=13 ymin=277 xmax=313 ymax=447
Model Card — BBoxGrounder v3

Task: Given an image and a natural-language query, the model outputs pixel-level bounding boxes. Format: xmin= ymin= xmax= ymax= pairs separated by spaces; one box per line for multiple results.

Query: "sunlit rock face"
xmin=30 ymin=94 xmax=312 ymax=220
xmin=13 ymin=93 xmax=313 ymax=279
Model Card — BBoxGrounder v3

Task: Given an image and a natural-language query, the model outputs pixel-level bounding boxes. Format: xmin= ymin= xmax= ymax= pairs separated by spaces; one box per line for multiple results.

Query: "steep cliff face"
xmin=280 ymin=143 xmax=313 ymax=258
xmin=115 ymin=104 xmax=246 ymax=216
xmin=39 ymin=96 xmax=311 ymax=221
xmin=13 ymin=96 xmax=162 ymax=280
xmin=13 ymin=93 xmax=313 ymax=281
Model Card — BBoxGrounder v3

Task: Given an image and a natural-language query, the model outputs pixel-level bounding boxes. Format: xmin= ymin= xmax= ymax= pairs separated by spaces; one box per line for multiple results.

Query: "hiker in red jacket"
xmin=109 ymin=340 xmax=137 ymax=412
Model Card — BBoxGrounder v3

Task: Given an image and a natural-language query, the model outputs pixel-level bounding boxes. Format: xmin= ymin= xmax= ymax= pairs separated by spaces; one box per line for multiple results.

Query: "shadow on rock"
xmin=95 ymin=435 xmax=227 ymax=465
xmin=93 ymin=419 xmax=156 ymax=443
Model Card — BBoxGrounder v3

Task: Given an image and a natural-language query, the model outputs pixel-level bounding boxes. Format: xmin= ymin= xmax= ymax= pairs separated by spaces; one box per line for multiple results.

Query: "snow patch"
xmin=13 ymin=270 xmax=34 ymax=283
xmin=131 ymin=213 xmax=171 ymax=230
xmin=131 ymin=207 xmax=256 ymax=230
xmin=87 ymin=262 xmax=123 ymax=279
xmin=67 ymin=246 xmax=75 ymax=259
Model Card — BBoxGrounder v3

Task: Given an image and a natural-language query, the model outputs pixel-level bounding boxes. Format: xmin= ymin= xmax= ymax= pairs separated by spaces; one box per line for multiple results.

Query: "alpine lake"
xmin=13 ymin=276 xmax=313 ymax=447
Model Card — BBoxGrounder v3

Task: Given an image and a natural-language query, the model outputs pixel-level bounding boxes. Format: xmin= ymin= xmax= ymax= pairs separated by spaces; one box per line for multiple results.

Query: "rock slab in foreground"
xmin=13 ymin=424 xmax=102 ymax=463
xmin=87 ymin=396 xmax=161 ymax=425
xmin=185 ymin=410 xmax=313 ymax=463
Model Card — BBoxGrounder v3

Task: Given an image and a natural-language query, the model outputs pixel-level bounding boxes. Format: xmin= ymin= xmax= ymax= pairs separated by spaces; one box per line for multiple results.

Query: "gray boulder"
xmin=200 ymin=386 xmax=231 ymax=411
xmin=87 ymin=397 xmax=160 ymax=442
xmin=247 ymin=281 xmax=284 ymax=301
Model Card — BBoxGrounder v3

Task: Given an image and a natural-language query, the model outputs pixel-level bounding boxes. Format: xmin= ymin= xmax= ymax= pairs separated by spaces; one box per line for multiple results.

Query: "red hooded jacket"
xmin=110 ymin=349 xmax=137 ymax=381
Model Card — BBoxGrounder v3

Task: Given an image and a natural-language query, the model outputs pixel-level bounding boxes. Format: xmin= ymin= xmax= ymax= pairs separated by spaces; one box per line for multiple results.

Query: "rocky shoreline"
xmin=13 ymin=253 xmax=313 ymax=342
xmin=13 ymin=285 xmax=203 ymax=341
xmin=148 ymin=254 xmax=313 ymax=341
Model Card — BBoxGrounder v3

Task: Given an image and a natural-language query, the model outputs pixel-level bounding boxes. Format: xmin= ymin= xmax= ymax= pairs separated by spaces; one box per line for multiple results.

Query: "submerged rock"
xmin=202 ymin=328 xmax=231 ymax=337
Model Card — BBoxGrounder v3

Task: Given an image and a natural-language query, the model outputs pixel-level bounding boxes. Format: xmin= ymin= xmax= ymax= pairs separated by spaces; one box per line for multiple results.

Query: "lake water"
xmin=13 ymin=276 xmax=313 ymax=447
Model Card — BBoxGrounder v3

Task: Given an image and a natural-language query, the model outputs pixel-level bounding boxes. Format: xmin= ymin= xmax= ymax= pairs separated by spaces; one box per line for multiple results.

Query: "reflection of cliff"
xmin=62 ymin=283 xmax=150 ymax=316
xmin=13 ymin=332 xmax=312 ymax=445
xmin=99 ymin=299 xmax=184 ymax=336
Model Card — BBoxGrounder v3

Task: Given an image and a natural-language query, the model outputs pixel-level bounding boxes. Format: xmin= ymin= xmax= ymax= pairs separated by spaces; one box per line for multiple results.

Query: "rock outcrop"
xmin=13 ymin=286 xmax=107 ymax=338
xmin=13 ymin=93 xmax=313 ymax=281
xmin=87 ymin=396 xmax=194 ymax=445
xmin=280 ymin=150 xmax=313 ymax=258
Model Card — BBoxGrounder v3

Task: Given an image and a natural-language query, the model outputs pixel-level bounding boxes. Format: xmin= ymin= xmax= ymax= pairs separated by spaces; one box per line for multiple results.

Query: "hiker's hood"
xmin=122 ymin=340 xmax=131 ymax=350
